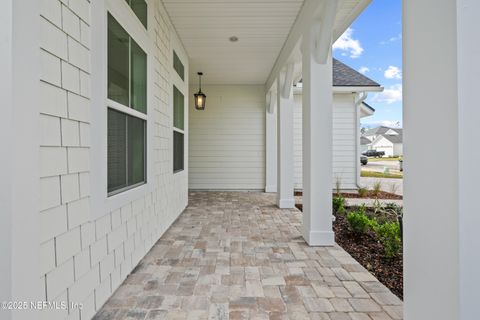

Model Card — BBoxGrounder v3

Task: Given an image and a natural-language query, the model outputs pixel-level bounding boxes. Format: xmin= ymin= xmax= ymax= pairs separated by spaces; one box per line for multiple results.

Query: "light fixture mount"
xmin=194 ymin=72 xmax=206 ymax=111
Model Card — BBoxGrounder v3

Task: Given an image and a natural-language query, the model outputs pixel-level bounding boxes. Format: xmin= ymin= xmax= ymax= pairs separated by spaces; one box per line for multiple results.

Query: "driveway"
xmin=360 ymin=177 xmax=403 ymax=196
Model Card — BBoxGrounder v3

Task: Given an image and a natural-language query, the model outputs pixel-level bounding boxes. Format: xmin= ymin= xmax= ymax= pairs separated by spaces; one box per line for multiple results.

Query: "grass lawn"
xmin=361 ymin=171 xmax=403 ymax=179
xmin=368 ymin=157 xmax=401 ymax=162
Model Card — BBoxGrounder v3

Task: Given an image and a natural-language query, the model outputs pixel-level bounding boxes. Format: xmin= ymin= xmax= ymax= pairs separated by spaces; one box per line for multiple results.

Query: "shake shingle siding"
xmin=38 ymin=1 xmax=188 ymax=319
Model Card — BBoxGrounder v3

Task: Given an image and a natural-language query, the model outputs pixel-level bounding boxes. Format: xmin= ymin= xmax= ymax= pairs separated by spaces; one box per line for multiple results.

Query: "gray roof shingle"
xmin=361 ymin=136 xmax=371 ymax=145
xmin=364 ymin=126 xmax=402 ymax=136
xmin=333 ymin=59 xmax=381 ymax=87
xmin=382 ymin=134 xmax=403 ymax=144
xmin=298 ymin=59 xmax=381 ymax=88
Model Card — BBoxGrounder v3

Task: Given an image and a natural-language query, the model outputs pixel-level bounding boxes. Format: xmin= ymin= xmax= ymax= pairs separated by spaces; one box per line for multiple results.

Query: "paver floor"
xmin=94 ymin=192 xmax=402 ymax=320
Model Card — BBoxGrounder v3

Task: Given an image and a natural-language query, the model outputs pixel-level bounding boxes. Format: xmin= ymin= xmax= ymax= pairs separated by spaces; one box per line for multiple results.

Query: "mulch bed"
xmin=294 ymin=191 xmax=403 ymax=200
xmin=295 ymin=204 xmax=404 ymax=300
xmin=339 ymin=191 xmax=402 ymax=200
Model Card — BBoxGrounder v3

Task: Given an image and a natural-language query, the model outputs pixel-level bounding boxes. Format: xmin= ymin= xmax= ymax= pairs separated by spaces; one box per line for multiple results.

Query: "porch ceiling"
xmin=162 ymin=0 xmax=367 ymax=85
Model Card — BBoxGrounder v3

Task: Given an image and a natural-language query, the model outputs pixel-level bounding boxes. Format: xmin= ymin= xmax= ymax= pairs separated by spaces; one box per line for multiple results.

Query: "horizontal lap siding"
xmin=189 ymin=85 xmax=266 ymax=190
xmin=294 ymin=93 xmax=358 ymax=190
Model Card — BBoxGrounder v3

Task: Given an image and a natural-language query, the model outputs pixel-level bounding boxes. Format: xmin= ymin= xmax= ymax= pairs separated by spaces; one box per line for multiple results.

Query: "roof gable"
xmin=385 ymin=129 xmax=399 ymax=135
xmin=364 ymin=126 xmax=402 ymax=136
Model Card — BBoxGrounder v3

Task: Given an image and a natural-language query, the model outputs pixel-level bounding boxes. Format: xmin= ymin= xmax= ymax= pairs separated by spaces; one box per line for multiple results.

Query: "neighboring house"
xmin=363 ymin=126 xmax=403 ymax=156
xmin=292 ymin=59 xmax=381 ymax=190
xmin=370 ymin=133 xmax=404 ymax=157
xmin=364 ymin=125 xmax=403 ymax=142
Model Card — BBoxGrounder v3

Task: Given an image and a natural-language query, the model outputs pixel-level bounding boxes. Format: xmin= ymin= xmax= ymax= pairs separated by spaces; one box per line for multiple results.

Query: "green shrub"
xmin=374 ymin=222 xmax=402 ymax=259
xmin=333 ymin=196 xmax=346 ymax=215
xmin=347 ymin=208 xmax=372 ymax=234
xmin=358 ymin=187 xmax=368 ymax=197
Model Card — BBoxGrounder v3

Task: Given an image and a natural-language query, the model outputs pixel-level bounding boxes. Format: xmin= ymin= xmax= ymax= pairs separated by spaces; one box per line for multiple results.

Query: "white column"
xmin=276 ymin=74 xmax=294 ymax=208
xmin=265 ymin=103 xmax=277 ymax=193
xmin=1 ymin=1 xmax=41 ymax=319
xmin=301 ymin=26 xmax=334 ymax=246
xmin=404 ymin=0 xmax=480 ymax=319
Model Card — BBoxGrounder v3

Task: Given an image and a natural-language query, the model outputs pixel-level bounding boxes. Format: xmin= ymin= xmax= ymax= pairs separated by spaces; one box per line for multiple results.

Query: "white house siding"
xmin=372 ymin=137 xmax=394 ymax=157
xmin=394 ymin=143 xmax=403 ymax=156
xmin=294 ymin=93 xmax=358 ymax=190
xmin=38 ymin=2 xmax=188 ymax=320
xmin=189 ymin=85 xmax=266 ymax=190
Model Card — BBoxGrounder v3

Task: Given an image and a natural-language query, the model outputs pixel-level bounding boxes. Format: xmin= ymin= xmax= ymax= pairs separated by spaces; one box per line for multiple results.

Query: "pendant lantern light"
xmin=194 ymin=72 xmax=206 ymax=110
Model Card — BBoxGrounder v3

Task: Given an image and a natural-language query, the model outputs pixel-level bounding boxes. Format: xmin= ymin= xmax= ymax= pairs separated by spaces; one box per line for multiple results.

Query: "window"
xmin=107 ymin=13 xmax=147 ymax=195
xmin=173 ymin=85 xmax=184 ymax=172
xmin=108 ymin=14 xmax=146 ymax=113
xmin=125 ymin=0 xmax=148 ymax=28
xmin=108 ymin=110 xmax=146 ymax=194
xmin=173 ymin=51 xmax=184 ymax=81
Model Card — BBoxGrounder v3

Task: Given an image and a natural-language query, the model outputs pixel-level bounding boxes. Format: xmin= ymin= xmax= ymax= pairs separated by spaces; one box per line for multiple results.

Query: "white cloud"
xmin=380 ymin=33 xmax=402 ymax=45
xmin=333 ymin=28 xmax=364 ymax=59
xmin=373 ymin=84 xmax=402 ymax=104
xmin=384 ymin=66 xmax=402 ymax=79
xmin=358 ymin=66 xmax=369 ymax=74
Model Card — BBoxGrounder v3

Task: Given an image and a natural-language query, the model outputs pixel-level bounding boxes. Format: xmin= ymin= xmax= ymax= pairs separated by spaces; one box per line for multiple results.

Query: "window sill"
xmin=104 ymin=182 xmax=149 ymax=214
xmin=108 ymin=181 xmax=146 ymax=197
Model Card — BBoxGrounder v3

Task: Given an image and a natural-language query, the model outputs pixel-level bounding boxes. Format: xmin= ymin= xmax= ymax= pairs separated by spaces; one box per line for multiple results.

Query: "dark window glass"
xmin=173 ymin=131 xmax=184 ymax=172
xmin=173 ymin=86 xmax=184 ymax=130
xmin=173 ymin=51 xmax=184 ymax=81
xmin=131 ymin=40 xmax=147 ymax=113
xmin=126 ymin=0 xmax=148 ymax=28
xmin=108 ymin=15 xmax=129 ymax=107
xmin=108 ymin=109 xmax=127 ymax=193
xmin=108 ymin=109 xmax=146 ymax=194
xmin=127 ymin=116 xmax=146 ymax=185
xmin=107 ymin=14 xmax=147 ymax=114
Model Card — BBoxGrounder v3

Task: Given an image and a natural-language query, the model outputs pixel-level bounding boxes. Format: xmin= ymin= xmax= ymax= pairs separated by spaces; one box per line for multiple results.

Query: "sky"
xmin=332 ymin=0 xmax=402 ymax=128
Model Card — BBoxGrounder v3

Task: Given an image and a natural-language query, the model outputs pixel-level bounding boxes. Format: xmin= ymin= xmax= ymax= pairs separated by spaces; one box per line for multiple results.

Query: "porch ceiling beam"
xmin=314 ymin=0 xmax=339 ymax=64
xmin=281 ymin=63 xmax=295 ymax=99
xmin=265 ymin=0 xmax=372 ymax=91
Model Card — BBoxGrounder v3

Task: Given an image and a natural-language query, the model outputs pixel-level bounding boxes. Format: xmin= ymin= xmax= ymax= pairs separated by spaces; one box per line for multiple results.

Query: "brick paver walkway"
xmin=94 ymin=192 xmax=402 ymax=320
